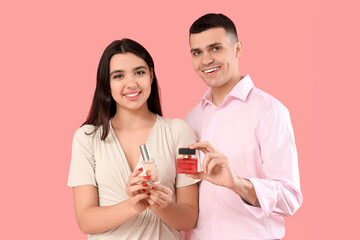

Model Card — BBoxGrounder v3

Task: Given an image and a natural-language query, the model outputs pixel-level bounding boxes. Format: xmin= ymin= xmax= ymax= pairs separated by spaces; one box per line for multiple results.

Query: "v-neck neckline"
xmin=109 ymin=115 xmax=160 ymax=173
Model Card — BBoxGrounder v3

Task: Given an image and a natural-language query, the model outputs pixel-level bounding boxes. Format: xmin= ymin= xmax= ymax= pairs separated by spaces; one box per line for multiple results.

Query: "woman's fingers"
xmin=147 ymin=184 xmax=172 ymax=210
xmin=133 ymin=192 xmax=149 ymax=202
xmin=148 ymin=193 xmax=166 ymax=205
xmin=147 ymin=198 xmax=159 ymax=210
xmin=149 ymin=188 xmax=168 ymax=200
xmin=151 ymin=184 xmax=172 ymax=194
xmin=126 ymin=167 xmax=152 ymax=197
xmin=128 ymin=167 xmax=152 ymax=187
xmin=130 ymin=167 xmax=144 ymax=177
xmin=128 ymin=175 xmax=150 ymax=186
xmin=128 ymin=183 xmax=150 ymax=197
xmin=147 ymin=194 xmax=167 ymax=211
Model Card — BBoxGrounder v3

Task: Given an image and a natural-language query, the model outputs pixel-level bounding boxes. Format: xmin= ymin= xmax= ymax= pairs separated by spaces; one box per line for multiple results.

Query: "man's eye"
xmin=135 ymin=71 xmax=145 ymax=75
xmin=193 ymin=51 xmax=201 ymax=56
xmin=213 ymin=47 xmax=221 ymax=51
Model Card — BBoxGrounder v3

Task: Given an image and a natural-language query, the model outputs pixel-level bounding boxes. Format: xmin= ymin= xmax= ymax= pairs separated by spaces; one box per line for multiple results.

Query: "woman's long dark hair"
xmin=83 ymin=39 xmax=162 ymax=140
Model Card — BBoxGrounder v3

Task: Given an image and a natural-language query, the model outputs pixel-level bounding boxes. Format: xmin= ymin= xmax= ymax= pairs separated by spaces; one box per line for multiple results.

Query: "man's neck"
xmin=212 ymin=75 xmax=244 ymax=106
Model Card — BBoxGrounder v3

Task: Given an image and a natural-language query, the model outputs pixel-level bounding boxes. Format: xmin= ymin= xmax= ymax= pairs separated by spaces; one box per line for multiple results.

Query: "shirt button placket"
xmin=209 ymin=188 xmax=216 ymax=239
xmin=210 ymin=108 xmax=220 ymax=140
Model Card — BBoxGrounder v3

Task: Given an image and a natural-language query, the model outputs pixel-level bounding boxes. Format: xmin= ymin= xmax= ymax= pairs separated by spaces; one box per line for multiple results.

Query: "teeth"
xmin=203 ymin=67 xmax=219 ymax=73
xmin=125 ymin=92 xmax=140 ymax=97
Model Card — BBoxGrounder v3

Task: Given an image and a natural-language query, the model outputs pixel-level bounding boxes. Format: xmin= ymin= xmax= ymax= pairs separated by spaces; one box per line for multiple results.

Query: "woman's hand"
xmin=125 ymin=167 xmax=150 ymax=213
xmin=147 ymin=184 xmax=173 ymax=212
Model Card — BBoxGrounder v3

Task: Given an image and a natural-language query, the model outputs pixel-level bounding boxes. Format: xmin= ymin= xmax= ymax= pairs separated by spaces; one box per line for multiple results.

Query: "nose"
xmin=126 ymin=75 xmax=138 ymax=88
xmin=201 ymin=51 xmax=214 ymax=66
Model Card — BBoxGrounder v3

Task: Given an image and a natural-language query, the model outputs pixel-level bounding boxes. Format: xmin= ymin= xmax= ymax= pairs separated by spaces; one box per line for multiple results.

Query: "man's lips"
xmin=202 ymin=66 xmax=221 ymax=74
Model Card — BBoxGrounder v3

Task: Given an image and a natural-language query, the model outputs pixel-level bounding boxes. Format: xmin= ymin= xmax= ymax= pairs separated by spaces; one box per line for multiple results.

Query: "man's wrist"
xmin=230 ymin=176 xmax=246 ymax=196
xmin=231 ymin=177 xmax=261 ymax=207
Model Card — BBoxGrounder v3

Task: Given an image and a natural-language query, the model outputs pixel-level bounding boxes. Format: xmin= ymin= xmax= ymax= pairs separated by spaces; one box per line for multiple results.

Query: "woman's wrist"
xmin=126 ymin=199 xmax=144 ymax=215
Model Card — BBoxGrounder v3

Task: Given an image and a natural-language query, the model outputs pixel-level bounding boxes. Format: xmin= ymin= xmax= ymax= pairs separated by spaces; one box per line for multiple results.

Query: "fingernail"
xmin=143 ymin=184 xmax=148 ymax=187
xmin=147 ymin=193 xmax=151 ymax=196
xmin=138 ymin=167 xmax=143 ymax=171
xmin=151 ymin=186 xmax=155 ymax=189
xmin=143 ymin=176 xmax=150 ymax=180
xmin=142 ymin=189 xmax=146 ymax=192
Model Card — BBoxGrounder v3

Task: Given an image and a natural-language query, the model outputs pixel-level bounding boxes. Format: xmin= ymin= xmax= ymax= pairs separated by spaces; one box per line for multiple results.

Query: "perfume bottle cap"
xmin=179 ymin=148 xmax=196 ymax=155
xmin=139 ymin=144 xmax=151 ymax=162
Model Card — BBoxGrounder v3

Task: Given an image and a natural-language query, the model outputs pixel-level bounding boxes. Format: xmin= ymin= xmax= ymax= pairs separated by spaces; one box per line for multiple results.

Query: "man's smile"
xmin=202 ymin=66 xmax=221 ymax=75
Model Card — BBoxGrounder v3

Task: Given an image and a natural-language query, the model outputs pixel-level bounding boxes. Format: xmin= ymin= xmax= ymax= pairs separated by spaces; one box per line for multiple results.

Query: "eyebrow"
xmin=110 ymin=65 xmax=147 ymax=76
xmin=190 ymin=42 xmax=222 ymax=53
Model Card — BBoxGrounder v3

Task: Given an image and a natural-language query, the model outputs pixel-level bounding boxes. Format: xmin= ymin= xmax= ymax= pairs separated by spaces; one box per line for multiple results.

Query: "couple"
xmin=68 ymin=13 xmax=302 ymax=240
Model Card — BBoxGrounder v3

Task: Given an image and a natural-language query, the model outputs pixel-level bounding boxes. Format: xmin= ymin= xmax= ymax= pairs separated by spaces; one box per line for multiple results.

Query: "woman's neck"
xmin=112 ymin=106 xmax=157 ymax=130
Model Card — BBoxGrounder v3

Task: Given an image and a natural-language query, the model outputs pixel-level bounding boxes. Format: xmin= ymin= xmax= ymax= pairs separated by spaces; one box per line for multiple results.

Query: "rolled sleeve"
xmin=244 ymin=104 xmax=303 ymax=218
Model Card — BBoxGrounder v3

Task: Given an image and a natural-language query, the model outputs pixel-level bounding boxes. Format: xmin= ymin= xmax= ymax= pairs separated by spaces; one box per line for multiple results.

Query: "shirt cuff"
xmin=242 ymin=178 xmax=277 ymax=219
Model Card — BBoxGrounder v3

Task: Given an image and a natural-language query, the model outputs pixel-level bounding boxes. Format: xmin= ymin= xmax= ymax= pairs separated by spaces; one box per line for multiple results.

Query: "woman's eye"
xmin=113 ymin=74 xmax=124 ymax=79
xmin=135 ymin=70 xmax=145 ymax=75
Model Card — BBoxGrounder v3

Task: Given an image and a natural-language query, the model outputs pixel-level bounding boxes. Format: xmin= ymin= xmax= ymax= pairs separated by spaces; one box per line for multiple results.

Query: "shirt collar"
xmin=200 ymin=75 xmax=254 ymax=109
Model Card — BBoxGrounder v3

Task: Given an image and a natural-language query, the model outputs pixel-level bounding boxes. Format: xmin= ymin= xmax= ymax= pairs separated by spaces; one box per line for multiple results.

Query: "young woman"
xmin=68 ymin=39 xmax=199 ymax=239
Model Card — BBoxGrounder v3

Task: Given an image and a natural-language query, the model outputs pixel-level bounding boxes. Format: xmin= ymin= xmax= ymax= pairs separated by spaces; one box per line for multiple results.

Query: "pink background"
xmin=1 ymin=0 xmax=359 ymax=239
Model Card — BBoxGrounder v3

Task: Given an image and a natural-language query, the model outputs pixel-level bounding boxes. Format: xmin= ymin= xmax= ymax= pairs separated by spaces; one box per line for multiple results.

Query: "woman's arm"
xmin=146 ymin=118 xmax=199 ymax=230
xmin=147 ymin=183 xmax=199 ymax=231
xmin=73 ymin=168 xmax=150 ymax=234
xmin=73 ymin=186 xmax=137 ymax=234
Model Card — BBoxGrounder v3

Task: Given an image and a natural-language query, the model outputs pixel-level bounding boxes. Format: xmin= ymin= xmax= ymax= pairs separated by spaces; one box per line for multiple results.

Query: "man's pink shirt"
xmin=185 ymin=75 xmax=303 ymax=240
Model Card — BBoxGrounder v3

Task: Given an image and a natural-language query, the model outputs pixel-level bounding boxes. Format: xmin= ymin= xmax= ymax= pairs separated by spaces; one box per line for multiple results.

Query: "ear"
xmin=235 ymin=41 xmax=243 ymax=58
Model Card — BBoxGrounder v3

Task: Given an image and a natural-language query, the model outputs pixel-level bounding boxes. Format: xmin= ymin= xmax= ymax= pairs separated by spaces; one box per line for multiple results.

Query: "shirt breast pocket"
xmin=214 ymin=124 xmax=260 ymax=178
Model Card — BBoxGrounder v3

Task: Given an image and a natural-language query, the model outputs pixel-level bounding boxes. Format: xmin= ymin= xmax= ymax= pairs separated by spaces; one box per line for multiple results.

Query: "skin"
xmin=73 ymin=53 xmax=199 ymax=234
xmin=188 ymin=28 xmax=260 ymax=208
xmin=190 ymin=27 xmax=242 ymax=106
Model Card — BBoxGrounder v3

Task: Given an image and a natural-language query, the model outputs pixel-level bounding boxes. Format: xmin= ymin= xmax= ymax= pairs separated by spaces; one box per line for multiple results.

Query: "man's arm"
xmin=187 ymin=141 xmax=261 ymax=207
xmin=232 ymin=178 xmax=261 ymax=207
xmin=187 ymin=138 xmax=302 ymax=218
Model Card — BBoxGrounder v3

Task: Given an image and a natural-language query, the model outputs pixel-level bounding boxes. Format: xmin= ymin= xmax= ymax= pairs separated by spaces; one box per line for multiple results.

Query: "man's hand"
xmin=186 ymin=141 xmax=239 ymax=189
xmin=187 ymin=141 xmax=260 ymax=207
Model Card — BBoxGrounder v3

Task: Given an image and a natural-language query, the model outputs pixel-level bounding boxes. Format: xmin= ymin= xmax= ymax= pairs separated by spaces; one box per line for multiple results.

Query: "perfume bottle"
xmin=139 ymin=144 xmax=161 ymax=184
xmin=176 ymin=148 xmax=198 ymax=174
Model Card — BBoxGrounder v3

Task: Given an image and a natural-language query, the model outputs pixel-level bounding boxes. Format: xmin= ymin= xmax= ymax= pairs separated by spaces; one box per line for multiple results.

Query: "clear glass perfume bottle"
xmin=139 ymin=144 xmax=161 ymax=184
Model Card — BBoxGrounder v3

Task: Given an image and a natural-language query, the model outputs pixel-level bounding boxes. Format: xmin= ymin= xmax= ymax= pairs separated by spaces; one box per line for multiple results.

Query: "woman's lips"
xmin=124 ymin=91 xmax=141 ymax=100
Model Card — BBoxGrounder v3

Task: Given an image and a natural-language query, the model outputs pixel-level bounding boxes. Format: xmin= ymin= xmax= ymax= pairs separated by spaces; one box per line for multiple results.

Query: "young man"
xmin=185 ymin=13 xmax=303 ymax=240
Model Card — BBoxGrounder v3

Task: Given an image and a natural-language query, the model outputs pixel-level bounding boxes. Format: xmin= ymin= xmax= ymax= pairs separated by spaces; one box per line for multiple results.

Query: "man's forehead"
xmin=189 ymin=28 xmax=230 ymax=48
